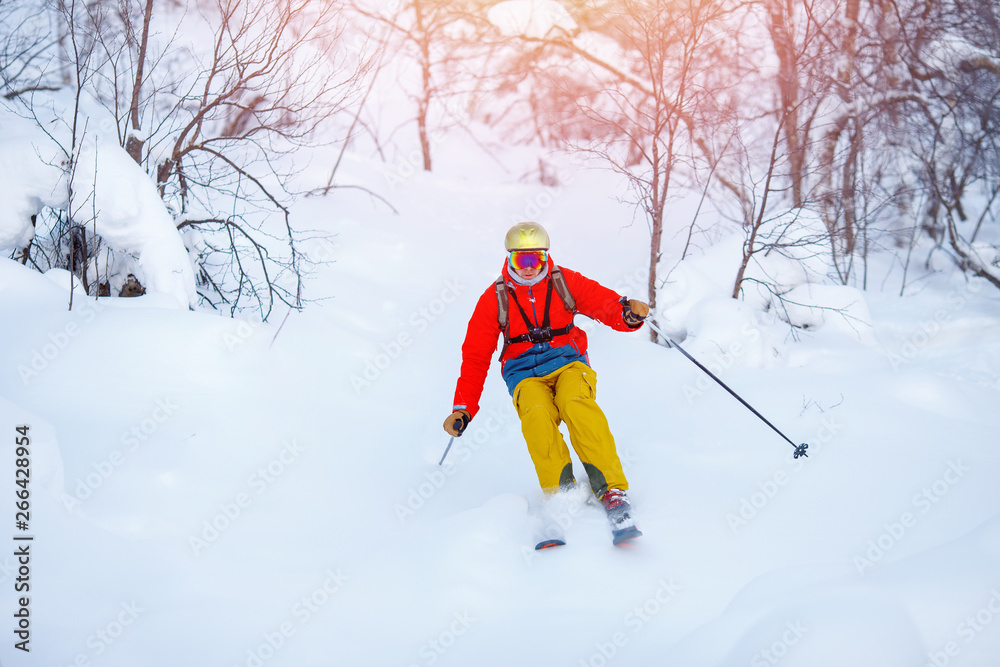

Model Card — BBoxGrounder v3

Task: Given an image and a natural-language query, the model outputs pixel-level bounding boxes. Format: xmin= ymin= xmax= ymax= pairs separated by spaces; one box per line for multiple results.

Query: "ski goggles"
xmin=509 ymin=249 xmax=548 ymax=271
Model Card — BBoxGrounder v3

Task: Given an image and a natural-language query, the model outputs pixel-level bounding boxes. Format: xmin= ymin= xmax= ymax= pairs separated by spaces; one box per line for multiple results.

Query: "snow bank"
xmin=682 ymin=297 xmax=779 ymax=369
xmin=742 ymin=209 xmax=875 ymax=342
xmin=779 ymin=283 xmax=876 ymax=343
xmin=0 ymin=111 xmax=196 ymax=308
xmin=654 ymin=236 xmax=785 ymax=368
xmin=742 ymin=209 xmax=836 ymax=301
xmin=656 ymin=259 xmax=733 ymax=338
xmin=0 ymin=136 xmax=64 ymax=250
xmin=669 ymin=569 xmax=926 ymax=667
xmin=75 ymin=139 xmax=197 ymax=308
xmin=668 ymin=516 xmax=1000 ymax=667
xmin=657 ymin=209 xmax=876 ymax=353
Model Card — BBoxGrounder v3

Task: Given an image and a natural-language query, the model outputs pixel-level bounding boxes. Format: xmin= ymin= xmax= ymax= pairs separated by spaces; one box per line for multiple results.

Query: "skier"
xmin=443 ymin=221 xmax=649 ymax=543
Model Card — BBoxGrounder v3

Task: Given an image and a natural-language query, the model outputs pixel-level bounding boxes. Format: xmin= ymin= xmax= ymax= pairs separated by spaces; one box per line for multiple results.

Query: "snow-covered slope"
xmin=1 ymin=152 xmax=1000 ymax=667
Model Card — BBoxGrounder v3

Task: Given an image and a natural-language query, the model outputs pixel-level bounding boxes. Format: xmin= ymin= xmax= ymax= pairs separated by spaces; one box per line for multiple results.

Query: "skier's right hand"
xmin=443 ymin=410 xmax=471 ymax=437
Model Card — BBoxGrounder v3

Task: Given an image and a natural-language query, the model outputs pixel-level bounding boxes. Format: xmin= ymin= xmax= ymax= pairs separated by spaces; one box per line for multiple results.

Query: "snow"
xmin=3 ymin=139 xmax=1000 ymax=667
xmin=74 ymin=139 xmax=198 ymax=309
xmin=742 ymin=209 xmax=837 ymax=298
xmin=0 ymin=134 xmax=64 ymax=250
xmin=778 ymin=283 xmax=876 ymax=343
xmin=0 ymin=110 xmax=196 ymax=309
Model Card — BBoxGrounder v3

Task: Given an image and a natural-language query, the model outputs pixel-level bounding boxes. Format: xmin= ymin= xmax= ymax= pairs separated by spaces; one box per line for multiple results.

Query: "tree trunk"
xmin=414 ymin=0 xmax=432 ymax=171
xmin=647 ymin=203 xmax=663 ymax=342
xmin=767 ymin=0 xmax=803 ymax=207
xmin=126 ymin=0 xmax=155 ymax=164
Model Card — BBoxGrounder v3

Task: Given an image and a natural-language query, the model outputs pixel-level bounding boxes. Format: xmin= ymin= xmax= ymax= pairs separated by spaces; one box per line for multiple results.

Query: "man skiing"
xmin=444 ymin=221 xmax=649 ymax=544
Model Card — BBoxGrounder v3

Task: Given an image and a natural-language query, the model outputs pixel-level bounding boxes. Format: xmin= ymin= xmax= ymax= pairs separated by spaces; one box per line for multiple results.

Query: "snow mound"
xmin=75 ymin=140 xmax=197 ymax=308
xmin=0 ymin=136 xmax=64 ymax=250
xmin=0 ymin=114 xmax=196 ymax=308
xmin=656 ymin=260 xmax=733 ymax=339
xmin=778 ymin=283 xmax=876 ymax=343
xmin=743 ymin=209 xmax=836 ymax=301
xmin=668 ymin=566 xmax=924 ymax=666
xmin=683 ymin=297 xmax=779 ymax=369
xmin=662 ymin=209 xmax=876 ymax=344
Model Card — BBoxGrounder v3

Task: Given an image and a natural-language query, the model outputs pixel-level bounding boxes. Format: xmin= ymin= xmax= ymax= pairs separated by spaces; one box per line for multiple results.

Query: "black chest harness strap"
xmin=495 ymin=267 xmax=576 ymax=361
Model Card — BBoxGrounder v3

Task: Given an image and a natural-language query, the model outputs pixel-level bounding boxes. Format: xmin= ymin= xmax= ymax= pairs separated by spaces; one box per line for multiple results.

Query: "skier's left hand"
xmin=622 ymin=298 xmax=649 ymax=327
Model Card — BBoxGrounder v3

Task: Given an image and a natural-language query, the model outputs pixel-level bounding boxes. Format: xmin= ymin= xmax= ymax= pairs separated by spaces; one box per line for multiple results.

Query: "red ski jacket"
xmin=452 ymin=256 xmax=642 ymax=419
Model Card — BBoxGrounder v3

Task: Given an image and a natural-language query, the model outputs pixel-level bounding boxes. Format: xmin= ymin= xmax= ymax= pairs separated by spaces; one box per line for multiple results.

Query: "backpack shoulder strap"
xmin=550 ymin=266 xmax=576 ymax=312
xmin=494 ymin=275 xmax=508 ymax=330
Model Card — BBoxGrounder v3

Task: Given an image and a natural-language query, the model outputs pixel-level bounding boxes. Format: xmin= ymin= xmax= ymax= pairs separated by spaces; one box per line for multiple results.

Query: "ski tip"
xmin=612 ymin=527 xmax=643 ymax=546
xmin=535 ymin=539 xmax=566 ymax=551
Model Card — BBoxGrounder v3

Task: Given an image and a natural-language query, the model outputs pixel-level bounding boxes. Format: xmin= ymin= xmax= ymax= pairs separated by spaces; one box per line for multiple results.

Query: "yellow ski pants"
xmin=512 ymin=361 xmax=628 ymax=496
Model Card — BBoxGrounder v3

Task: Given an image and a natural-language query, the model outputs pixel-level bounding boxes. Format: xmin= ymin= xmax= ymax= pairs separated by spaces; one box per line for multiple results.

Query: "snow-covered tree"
xmin=1 ymin=0 xmax=371 ymax=318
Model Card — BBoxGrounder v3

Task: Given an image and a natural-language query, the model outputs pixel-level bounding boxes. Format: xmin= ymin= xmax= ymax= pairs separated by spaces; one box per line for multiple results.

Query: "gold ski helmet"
xmin=504 ymin=222 xmax=550 ymax=252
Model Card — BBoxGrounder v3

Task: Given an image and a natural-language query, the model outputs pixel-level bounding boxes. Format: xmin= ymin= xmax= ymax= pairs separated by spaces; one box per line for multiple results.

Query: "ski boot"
xmin=601 ymin=488 xmax=643 ymax=545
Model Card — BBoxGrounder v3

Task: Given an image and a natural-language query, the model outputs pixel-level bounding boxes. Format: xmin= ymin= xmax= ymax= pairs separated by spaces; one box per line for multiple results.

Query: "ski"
xmin=534 ymin=538 xmax=566 ymax=550
xmin=535 ymin=527 xmax=641 ymax=549
xmin=528 ymin=486 xmax=644 ymax=549
xmin=611 ymin=526 xmax=643 ymax=545
xmin=528 ymin=495 xmax=567 ymax=552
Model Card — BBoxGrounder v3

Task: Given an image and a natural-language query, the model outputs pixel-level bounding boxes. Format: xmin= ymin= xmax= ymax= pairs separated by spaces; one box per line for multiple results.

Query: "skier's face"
xmin=509 ymin=250 xmax=547 ymax=280
xmin=514 ymin=264 xmax=541 ymax=280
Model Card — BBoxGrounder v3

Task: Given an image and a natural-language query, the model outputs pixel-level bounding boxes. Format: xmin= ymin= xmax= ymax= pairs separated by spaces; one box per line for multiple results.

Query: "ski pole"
xmin=439 ymin=436 xmax=455 ymax=466
xmin=644 ymin=318 xmax=809 ymax=459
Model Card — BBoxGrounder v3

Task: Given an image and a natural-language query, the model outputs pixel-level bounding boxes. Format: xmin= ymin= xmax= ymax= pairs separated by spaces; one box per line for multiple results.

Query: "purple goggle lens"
xmin=509 ymin=250 xmax=547 ymax=271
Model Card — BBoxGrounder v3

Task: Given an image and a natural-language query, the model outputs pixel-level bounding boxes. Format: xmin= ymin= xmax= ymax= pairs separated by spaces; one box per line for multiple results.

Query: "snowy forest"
xmin=3 ymin=0 xmax=999 ymax=316
xmin=2 ymin=0 xmax=1000 ymax=665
